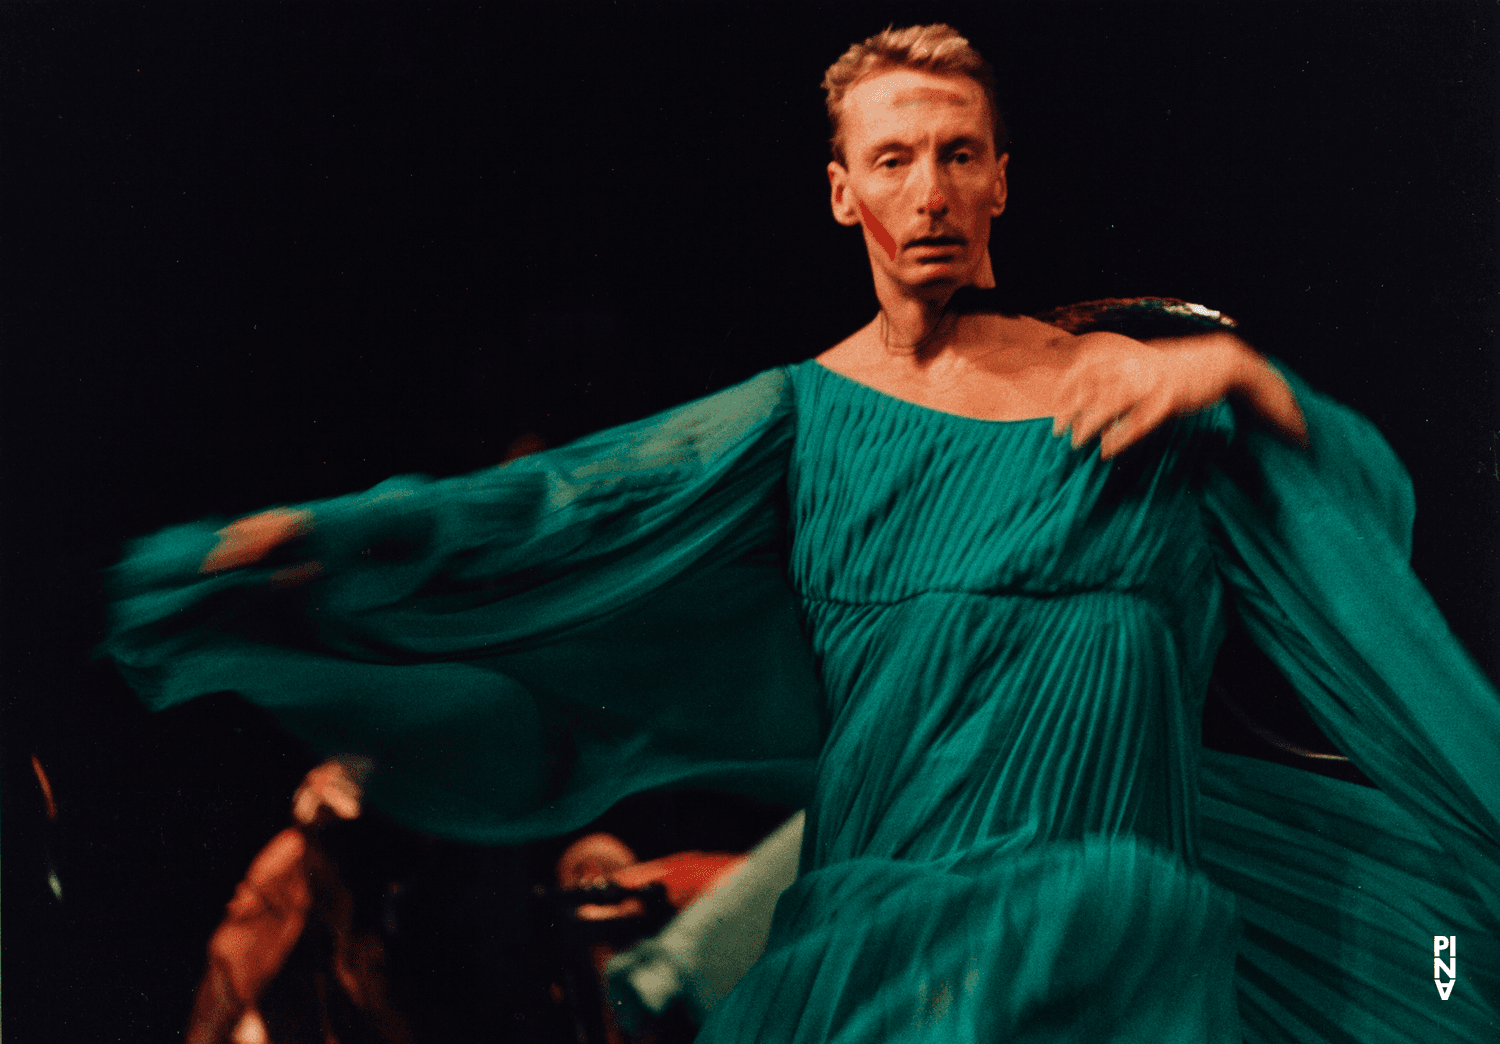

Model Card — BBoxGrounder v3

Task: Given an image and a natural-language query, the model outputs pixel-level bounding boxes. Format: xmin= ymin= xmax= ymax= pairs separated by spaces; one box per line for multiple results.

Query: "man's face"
xmin=828 ymin=68 xmax=1007 ymax=294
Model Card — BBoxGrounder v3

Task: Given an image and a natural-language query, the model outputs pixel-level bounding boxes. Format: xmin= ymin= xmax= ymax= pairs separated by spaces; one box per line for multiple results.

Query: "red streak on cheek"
xmin=858 ymin=199 xmax=898 ymax=262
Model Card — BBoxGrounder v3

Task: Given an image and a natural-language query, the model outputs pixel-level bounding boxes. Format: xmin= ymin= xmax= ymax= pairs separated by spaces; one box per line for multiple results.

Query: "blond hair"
xmin=822 ymin=24 xmax=1006 ymax=166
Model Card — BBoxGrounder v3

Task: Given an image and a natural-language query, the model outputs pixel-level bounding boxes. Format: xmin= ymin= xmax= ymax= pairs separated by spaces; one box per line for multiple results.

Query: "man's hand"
xmin=1052 ymin=331 xmax=1308 ymax=458
xmin=200 ymin=508 xmax=316 ymax=578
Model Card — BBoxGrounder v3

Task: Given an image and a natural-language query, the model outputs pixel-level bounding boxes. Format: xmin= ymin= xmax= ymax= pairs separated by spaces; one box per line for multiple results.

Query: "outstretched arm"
xmin=1053 ymin=330 xmax=1308 ymax=458
xmin=104 ymin=367 xmax=821 ymax=846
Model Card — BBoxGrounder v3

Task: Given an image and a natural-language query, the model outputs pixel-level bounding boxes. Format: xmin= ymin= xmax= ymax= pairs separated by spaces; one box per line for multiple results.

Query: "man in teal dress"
xmin=108 ymin=23 xmax=1499 ymax=1044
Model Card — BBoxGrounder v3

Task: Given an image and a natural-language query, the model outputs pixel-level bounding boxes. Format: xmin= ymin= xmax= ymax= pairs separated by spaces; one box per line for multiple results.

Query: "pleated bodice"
xmin=787 ymin=361 xmax=1228 ymax=870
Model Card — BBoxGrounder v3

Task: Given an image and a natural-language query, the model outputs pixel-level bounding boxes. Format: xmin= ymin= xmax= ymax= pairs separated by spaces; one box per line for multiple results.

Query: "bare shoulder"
xmin=1011 ymin=314 xmax=1081 ymax=353
xmin=813 ymin=320 xmax=891 ymax=387
xmin=815 ymin=320 xmax=879 ymax=368
xmin=1063 ymin=328 xmax=1157 ymax=363
xmin=973 ymin=314 xmax=1084 ymax=374
xmin=1072 ymin=328 xmax=1136 ymax=347
xmin=1067 ymin=328 xmax=1247 ymax=359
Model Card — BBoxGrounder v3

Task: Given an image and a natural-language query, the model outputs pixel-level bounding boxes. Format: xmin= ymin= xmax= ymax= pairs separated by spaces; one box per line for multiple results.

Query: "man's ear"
xmin=828 ymin=162 xmax=861 ymax=227
xmin=991 ymin=152 xmax=1009 ymax=218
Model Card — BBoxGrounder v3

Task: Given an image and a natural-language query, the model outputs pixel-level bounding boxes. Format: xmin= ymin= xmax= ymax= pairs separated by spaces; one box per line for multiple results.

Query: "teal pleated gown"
xmin=105 ymin=358 xmax=1500 ymax=1042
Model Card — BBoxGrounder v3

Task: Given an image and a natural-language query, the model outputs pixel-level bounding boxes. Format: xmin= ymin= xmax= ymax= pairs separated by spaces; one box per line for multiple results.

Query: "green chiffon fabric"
xmin=105 ymin=360 xmax=1499 ymax=1041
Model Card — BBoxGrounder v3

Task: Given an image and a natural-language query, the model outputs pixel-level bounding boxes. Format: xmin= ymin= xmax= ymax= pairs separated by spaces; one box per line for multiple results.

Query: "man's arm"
xmin=1053 ymin=330 xmax=1308 ymax=458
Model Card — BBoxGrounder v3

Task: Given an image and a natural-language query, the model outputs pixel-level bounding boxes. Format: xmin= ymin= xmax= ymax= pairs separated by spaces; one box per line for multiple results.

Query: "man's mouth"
xmin=906 ymin=236 xmax=965 ymax=250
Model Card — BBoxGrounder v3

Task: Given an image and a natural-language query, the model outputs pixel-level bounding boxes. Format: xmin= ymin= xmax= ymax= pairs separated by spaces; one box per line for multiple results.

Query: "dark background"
xmin=3 ymin=1 xmax=1496 ymax=1040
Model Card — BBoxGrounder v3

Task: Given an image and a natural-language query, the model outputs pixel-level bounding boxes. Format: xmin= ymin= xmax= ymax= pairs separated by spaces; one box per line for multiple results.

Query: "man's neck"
xmin=877 ymin=290 xmax=956 ymax=355
xmin=872 ymin=256 xmax=999 ymax=360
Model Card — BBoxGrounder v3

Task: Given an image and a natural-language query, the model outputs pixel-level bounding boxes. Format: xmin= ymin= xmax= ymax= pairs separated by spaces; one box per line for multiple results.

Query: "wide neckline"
xmin=805 ymin=359 xmax=1057 ymax=428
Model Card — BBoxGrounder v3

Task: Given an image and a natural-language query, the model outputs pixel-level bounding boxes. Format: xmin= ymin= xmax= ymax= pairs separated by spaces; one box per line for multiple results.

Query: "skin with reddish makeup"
xmin=828 ymin=69 xmax=1007 ymax=307
xmin=856 ymin=199 xmax=898 ymax=262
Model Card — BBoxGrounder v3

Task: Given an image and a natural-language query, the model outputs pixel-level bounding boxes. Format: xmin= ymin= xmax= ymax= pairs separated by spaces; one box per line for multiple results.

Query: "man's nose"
xmin=914 ymin=159 xmax=949 ymax=214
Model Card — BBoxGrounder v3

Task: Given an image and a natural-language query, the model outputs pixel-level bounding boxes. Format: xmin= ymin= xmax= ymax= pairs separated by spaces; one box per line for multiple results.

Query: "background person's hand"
xmin=1053 ymin=331 xmax=1307 ymax=458
xmin=292 ymin=756 xmax=371 ymax=826
xmin=186 ymin=828 xmax=311 ymax=1044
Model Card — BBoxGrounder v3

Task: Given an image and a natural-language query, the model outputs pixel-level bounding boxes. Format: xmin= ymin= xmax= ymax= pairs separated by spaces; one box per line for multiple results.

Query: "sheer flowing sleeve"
xmin=1196 ymin=369 xmax=1500 ymax=1040
xmin=102 ymin=368 xmax=825 ymax=844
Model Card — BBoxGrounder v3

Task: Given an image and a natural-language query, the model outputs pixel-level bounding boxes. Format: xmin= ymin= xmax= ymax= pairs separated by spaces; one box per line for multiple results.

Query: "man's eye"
xmin=951 ymin=152 xmax=973 ymax=165
xmin=879 ymin=157 xmax=901 ymax=170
